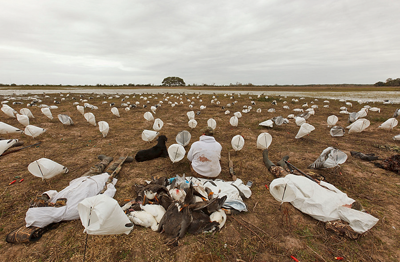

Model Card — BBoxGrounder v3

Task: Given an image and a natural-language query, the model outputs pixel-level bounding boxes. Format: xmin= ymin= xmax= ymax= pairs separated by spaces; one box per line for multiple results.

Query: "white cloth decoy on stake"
xmin=0 ymin=139 xmax=19 ymax=155
xmin=256 ymin=133 xmax=272 ymax=150
xmin=20 ymin=108 xmax=34 ymax=118
xmin=234 ymin=112 xmax=242 ymax=118
xmin=1 ymin=105 xmax=16 ymax=118
xmin=24 ymin=125 xmax=46 ymax=138
xmin=98 ymin=121 xmax=109 ymax=137
xmin=144 ymin=112 xmax=154 ymax=121
xmin=153 ymin=118 xmax=164 ymax=131
xmin=207 ymin=118 xmax=217 ymax=130
xmin=168 ymin=144 xmax=186 ymax=163
xmin=295 ymin=123 xmax=315 ymax=139
xmin=176 ymin=130 xmax=191 ymax=146
xmin=41 ymin=107 xmax=53 ymax=120
xmin=28 ymin=158 xmax=69 ymax=180
xmin=84 ymin=113 xmax=96 ymax=126
xmin=295 ymin=117 xmax=306 ymax=127
xmin=231 ymin=135 xmax=245 ymax=151
xmin=58 ymin=114 xmax=74 ymax=125
xmin=187 ymin=111 xmax=195 ymax=120
xmin=259 ymin=120 xmax=274 ymax=128
xmin=230 ymin=116 xmax=238 ymax=127
xmin=111 ymin=107 xmax=120 ymax=117
xmin=327 ymin=115 xmax=338 ymax=127
xmin=77 ymin=105 xmax=85 ymax=115
xmin=378 ymin=118 xmax=398 ymax=130
xmin=347 ymin=119 xmax=370 ymax=134
xmin=78 ymin=194 xmax=133 ymax=235
xmin=188 ymin=119 xmax=197 ymax=129
xmin=16 ymin=114 xmax=29 ymax=126
xmin=142 ymin=130 xmax=158 ymax=142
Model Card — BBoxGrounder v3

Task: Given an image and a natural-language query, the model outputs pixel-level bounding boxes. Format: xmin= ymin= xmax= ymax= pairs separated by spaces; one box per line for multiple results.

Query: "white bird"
xmin=129 ymin=211 xmax=158 ymax=231
xmin=140 ymin=204 xmax=166 ymax=223
xmin=210 ymin=209 xmax=227 ymax=229
xmin=169 ymin=188 xmax=186 ymax=202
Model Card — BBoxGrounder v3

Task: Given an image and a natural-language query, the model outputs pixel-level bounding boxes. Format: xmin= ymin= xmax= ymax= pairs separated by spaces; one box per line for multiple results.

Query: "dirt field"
xmin=1 ymin=89 xmax=400 ymax=261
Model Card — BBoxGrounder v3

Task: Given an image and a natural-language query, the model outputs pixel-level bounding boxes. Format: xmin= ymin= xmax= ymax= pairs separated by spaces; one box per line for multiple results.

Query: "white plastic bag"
xmin=28 ymin=158 xmax=68 ymax=180
xmin=259 ymin=120 xmax=273 ymax=128
xmin=309 ymin=147 xmax=348 ymax=169
xmin=347 ymin=119 xmax=370 ymax=134
xmin=77 ymin=105 xmax=85 ymax=115
xmin=1 ymin=105 xmax=16 ymax=118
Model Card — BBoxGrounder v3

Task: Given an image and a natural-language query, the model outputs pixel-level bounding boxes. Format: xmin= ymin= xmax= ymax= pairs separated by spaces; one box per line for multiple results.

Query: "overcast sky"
xmin=0 ymin=1 xmax=399 ymax=86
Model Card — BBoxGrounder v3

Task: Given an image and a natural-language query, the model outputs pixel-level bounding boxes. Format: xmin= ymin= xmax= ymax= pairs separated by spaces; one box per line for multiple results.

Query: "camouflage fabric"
xmin=325 ymin=220 xmax=360 ymax=240
xmin=269 ymin=166 xmax=290 ymax=178
xmin=375 ymin=154 xmax=400 ymax=174
xmin=6 ymin=226 xmax=45 ymax=243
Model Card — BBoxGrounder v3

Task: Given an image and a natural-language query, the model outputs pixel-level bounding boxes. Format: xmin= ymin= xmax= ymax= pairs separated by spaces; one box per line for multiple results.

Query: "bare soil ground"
xmin=1 ymin=89 xmax=400 ymax=261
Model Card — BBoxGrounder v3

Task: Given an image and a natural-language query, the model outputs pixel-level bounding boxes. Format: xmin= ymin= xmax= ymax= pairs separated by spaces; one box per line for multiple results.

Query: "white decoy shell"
xmin=259 ymin=120 xmax=273 ymax=127
xmin=379 ymin=118 xmax=398 ymax=130
xmin=58 ymin=114 xmax=74 ymax=125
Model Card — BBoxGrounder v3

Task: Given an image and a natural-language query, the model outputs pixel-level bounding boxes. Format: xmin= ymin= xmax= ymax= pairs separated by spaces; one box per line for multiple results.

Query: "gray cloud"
xmin=0 ymin=0 xmax=399 ymax=85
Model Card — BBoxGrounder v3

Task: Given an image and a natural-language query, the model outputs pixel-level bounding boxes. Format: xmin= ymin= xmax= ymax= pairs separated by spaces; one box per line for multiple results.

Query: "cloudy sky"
xmin=0 ymin=1 xmax=399 ymax=86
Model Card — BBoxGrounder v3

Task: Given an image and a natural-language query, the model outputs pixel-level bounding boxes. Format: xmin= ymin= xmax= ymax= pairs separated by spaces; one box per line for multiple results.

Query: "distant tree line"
xmin=375 ymin=78 xmax=400 ymax=86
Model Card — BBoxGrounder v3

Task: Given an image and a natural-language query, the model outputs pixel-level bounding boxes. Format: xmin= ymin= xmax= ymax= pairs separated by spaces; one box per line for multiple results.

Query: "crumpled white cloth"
xmin=269 ymin=174 xmax=378 ymax=233
xmin=25 ymin=173 xmax=117 ymax=228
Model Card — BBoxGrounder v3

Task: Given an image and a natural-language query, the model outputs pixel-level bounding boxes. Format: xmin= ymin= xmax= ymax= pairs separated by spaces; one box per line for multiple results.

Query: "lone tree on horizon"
xmin=162 ymin=76 xmax=186 ymax=86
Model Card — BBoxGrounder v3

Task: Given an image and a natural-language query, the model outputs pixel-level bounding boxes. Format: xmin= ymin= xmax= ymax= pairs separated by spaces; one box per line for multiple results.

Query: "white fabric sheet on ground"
xmin=25 ymin=173 xmax=117 ymax=228
xmin=269 ymin=174 xmax=378 ymax=233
